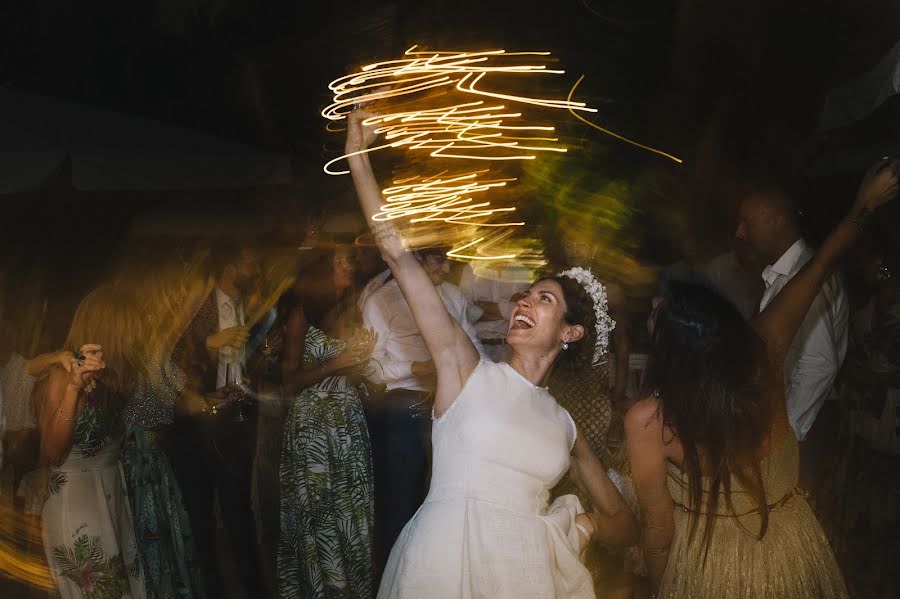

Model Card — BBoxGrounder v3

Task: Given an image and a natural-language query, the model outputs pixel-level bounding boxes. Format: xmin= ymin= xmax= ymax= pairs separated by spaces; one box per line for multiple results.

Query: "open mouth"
xmin=511 ymin=314 xmax=536 ymax=329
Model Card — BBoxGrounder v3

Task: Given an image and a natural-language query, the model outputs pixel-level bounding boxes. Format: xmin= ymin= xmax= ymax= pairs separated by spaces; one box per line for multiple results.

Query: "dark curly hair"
xmin=532 ymin=273 xmax=600 ymax=369
xmin=642 ymin=279 xmax=773 ymax=555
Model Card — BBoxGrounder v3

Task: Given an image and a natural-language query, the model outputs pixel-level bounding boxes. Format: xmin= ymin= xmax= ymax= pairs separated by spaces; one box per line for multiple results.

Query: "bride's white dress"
xmin=377 ymin=360 xmax=595 ymax=598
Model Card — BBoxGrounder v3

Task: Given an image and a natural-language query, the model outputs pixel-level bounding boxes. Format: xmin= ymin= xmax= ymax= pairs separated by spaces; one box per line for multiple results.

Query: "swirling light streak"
xmin=446 ymin=236 xmax=518 ymax=261
xmin=376 ymin=171 xmax=523 ymax=227
xmin=324 ymin=46 xmax=679 ymax=261
xmin=322 ymin=46 xmax=596 ymax=176
xmin=324 ymin=103 xmax=569 ymax=175
xmin=566 ymin=75 xmax=682 ymax=163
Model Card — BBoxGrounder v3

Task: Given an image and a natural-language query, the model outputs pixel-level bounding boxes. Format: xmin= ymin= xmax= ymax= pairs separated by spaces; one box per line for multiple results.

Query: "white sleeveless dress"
xmin=377 ymin=360 xmax=595 ymax=598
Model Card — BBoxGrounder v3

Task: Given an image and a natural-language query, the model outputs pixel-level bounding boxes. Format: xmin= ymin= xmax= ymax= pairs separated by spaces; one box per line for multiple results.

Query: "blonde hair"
xmin=63 ymin=285 xmax=147 ymax=394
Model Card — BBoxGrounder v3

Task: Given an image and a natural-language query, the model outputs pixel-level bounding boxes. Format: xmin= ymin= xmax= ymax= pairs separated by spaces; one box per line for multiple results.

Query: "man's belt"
xmin=380 ymin=388 xmax=433 ymax=419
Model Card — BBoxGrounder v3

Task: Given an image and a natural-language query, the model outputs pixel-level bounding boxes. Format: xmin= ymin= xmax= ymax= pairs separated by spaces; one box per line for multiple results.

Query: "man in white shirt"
xmin=457 ymin=263 xmax=530 ymax=362
xmin=361 ymin=247 xmax=483 ymax=573
xmin=735 ymin=188 xmax=848 ymax=492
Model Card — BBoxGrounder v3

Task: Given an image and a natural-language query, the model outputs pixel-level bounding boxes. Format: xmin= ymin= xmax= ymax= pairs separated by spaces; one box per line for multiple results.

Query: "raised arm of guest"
xmin=753 ymin=160 xmax=897 ymax=364
xmin=37 ymin=345 xmax=104 ymax=465
xmin=26 ymin=349 xmax=79 ymax=378
xmin=345 ymin=109 xmax=479 ymax=415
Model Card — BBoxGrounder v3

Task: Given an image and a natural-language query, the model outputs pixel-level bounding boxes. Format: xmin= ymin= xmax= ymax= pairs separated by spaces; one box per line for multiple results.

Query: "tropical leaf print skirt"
xmin=277 ymin=383 xmax=375 ymax=599
xmin=42 ymin=442 xmax=145 ymax=599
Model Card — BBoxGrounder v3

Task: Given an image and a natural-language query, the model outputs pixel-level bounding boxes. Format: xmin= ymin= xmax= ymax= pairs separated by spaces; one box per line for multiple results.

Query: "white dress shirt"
xmin=759 ymin=239 xmax=848 ymax=441
xmin=216 ymin=287 xmax=245 ymax=389
xmin=362 ymin=278 xmax=485 ymax=392
xmin=357 ymin=269 xmax=393 ymax=311
xmin=458 ymin=264 xmax=531 ymax=341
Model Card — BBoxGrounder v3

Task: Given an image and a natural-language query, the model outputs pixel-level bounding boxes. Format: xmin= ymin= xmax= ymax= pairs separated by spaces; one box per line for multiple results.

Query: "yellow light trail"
xmin=376 ymin=170 xmax=523 ymax=228
xmin=322 ymin=47 xmax=590 ymax=260
xmin=566 ymin=75 xmax=683 ymax=163
xmin=446 ymin=237 xmax=519 ymax=261
xmin=324 ymin=46 xmax=680 ymax=261
xmin=323 ymin=46 xmax=595 ymax=176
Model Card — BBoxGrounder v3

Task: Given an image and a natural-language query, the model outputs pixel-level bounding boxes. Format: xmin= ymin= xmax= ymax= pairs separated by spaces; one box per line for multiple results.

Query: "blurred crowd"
xmin=0 ymin=159 xmax=897 ymax=599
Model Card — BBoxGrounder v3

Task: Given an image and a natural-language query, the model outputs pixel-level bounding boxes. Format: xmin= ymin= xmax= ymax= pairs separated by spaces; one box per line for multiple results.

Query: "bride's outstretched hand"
xmin=854 ymin=157 xmax=899 ymax=214
xmin=345 ymin=108 xmax=380 ymax=155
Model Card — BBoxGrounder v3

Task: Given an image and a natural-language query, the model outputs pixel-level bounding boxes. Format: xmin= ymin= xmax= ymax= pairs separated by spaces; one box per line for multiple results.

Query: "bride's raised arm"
xmin=345 ymin=109 xmax=480 ymax=414
xmin=753 ymin=159 xmax=898 ymax=359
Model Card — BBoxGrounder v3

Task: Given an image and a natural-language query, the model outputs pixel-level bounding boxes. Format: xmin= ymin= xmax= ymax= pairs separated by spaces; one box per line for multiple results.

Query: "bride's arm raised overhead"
xmin=345 ymin=109 xmax=480 ymax=415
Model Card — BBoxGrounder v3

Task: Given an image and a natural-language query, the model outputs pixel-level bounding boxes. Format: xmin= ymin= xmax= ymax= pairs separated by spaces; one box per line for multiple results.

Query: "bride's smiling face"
xmin=507 ymin=279 xmax=582 ymax=356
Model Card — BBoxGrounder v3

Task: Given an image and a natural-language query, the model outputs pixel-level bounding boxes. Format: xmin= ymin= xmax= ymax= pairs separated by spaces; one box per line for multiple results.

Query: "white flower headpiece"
xmin=557 ymin=267 xmax=616 ymax=363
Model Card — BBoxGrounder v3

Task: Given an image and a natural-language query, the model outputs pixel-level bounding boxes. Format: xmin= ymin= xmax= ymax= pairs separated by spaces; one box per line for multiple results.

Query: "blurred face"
xmin=233 ymin=249 xmax=261 ymax=293
xmin=734 ymin=194 xmax=782 ymax=264
xmin=507 ymin=279 xmax=581 ymax=355
xmin=420 ymin=253 xmax=451 ymax=286
xmin=332 ymin=249 xmax=356 ymax=291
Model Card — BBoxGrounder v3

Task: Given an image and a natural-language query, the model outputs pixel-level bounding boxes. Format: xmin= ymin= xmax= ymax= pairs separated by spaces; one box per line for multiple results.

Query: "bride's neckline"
xmin=502 ymin=362 xmax=549 ymax=391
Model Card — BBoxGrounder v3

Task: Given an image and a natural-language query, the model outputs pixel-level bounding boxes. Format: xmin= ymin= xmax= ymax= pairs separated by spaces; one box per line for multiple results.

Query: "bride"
xmin=345 ymin=108 xmax=638 ymax=598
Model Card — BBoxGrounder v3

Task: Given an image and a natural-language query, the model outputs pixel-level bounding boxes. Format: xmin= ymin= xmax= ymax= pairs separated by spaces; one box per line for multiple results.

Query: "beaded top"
xmin=120 ymin=358 xmax=184 ymax=430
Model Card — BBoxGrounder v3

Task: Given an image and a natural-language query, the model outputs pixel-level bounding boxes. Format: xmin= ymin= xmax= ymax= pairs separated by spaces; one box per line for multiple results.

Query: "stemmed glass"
xmin=223 ymin=362 xmax=248 ymax=422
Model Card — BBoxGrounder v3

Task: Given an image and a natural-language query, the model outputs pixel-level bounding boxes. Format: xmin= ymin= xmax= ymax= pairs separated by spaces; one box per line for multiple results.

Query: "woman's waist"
xmin=123 ymin=427 xmax=167 ymax=450
xmin=669 ymin=483 xmax=807 ymax=518
xmin=55 ymin=442 xmax=123 ymax=471
xmin=427 ymin=461 xmax=556 ymax=515
xmin=424 ymin=486 xmax=548 ymax=516
xmin=302 ymin=376 xmax=354 ymax=394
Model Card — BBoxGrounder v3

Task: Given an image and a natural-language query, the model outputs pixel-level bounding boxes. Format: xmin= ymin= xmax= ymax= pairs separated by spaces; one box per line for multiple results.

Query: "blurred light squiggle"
xmin=323 ymin=45 xmax=679 ymax=261
xmin=376 ymin=171 xmax=521 ymax=227
xmin=566 ymin=75 xmax=682 ymax=163
xmin=323 ymin=46 xmax=594 ymax=176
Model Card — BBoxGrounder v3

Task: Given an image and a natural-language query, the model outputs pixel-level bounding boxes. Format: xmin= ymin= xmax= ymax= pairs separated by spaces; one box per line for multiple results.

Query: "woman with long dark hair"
xmin=345 ymin=108 xmax=636 ymax=598
xmin=277 ymin=246 xmax=378 ymax=598
xmin=626 ymin=159 xmax=898 ymax=598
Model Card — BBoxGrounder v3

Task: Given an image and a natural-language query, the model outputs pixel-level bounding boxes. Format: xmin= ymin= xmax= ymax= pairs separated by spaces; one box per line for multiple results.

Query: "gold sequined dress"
xmin=660 ymin=433 xmax=848 ymax=598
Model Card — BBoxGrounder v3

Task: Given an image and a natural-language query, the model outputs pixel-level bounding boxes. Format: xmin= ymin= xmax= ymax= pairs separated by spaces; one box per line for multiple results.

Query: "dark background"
xmin=1 ymin=0 xmax=898 ymax=319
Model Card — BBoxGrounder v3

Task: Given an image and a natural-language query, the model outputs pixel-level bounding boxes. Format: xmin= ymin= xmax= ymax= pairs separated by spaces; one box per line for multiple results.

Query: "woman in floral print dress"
xmin=36 ymin=286 xmax=146 ymax=599
xmin=276 ymin=249 xmax=377 ymax=599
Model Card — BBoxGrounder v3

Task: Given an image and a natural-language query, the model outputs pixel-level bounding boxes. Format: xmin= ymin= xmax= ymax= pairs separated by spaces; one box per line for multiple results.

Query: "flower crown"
xmin=557 ymin=267 xmax=616 ymax=363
